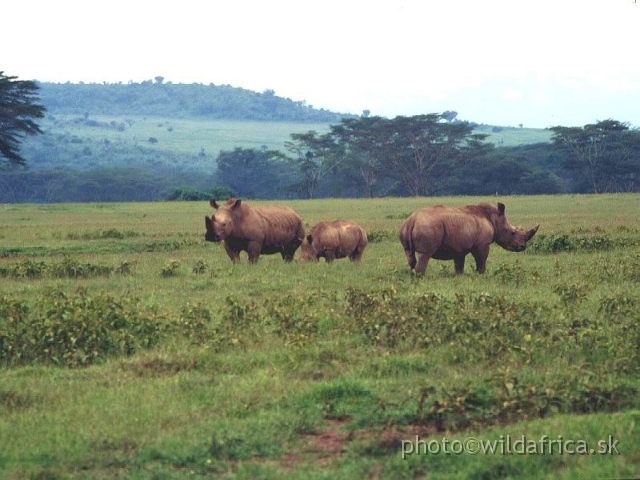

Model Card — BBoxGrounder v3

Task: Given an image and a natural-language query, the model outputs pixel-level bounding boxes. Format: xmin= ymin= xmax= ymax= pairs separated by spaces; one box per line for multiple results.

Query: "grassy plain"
xmin=0 ymin=194 xmax=638 ymax=479
xmin=44 ymin=115 xmax=550 ymax=161
xmin=45 ymin=115 xmax=332 ymax=158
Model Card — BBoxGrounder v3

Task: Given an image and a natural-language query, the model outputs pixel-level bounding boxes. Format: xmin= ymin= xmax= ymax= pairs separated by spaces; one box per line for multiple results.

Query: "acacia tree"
xmin=339 ymin=114 xmax=490 ymax=196
xmin=550 ymin=119 xmax=640 ymax=193
xmin=0 ymin=72 xmax=46 ymax=165
xmin=278 ymin=131 xmax=344 ymax=199
xmin=330 ymin=117 xmax=395 ymax=197
xmin=215 ymin=147 xmax=293 ymax=199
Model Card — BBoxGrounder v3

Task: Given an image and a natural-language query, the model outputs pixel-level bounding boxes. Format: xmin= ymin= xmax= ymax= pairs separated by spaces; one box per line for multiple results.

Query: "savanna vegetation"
xmin=3 ymin=79 xmax=638 ymax=203
xmin=0 ymin=194 xmax=638 ymax=478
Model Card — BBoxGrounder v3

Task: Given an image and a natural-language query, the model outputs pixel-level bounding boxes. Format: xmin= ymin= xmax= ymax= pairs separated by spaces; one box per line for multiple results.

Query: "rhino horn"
xmin=527 ymin=224 xmax=540 ymax=241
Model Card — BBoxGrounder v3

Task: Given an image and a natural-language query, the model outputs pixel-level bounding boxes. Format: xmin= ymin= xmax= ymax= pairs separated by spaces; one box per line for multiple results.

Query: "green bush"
xmin=366 ymin=230 xmax=396 ymax=243
xmin=412 ymin=372 xmax=638 ymax=432
xmin=0 ymin=289 xmax=164 ymax=367
xmin=160 ymin=259 xmax=181 ymax=277
xmin=0 ymin=257 xmax=120 ymax=279
xmin=66 ymin=228 xmax=140 ymax=240
xmin=528 ymin=233 xmax=613 ymax=253
xmin=343 ymin=287 xmax=548 ymax=360
xmin=166 ymin=185 xmax=235 ymax=201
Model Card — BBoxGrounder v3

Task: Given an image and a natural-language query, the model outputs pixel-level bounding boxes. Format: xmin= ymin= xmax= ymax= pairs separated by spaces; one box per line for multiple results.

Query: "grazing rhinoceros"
xmin=300 ymin=220 xmax=368 ymax=262
xmin=399 ymin=202 xmax=539 ymax=275
xmin=205 ymin=197 xmax=305 ymax=264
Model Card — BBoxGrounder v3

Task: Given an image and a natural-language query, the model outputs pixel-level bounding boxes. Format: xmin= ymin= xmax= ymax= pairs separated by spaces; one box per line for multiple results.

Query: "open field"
xmin=0 ymin=194 xmax=638 ymax=478
xmin=43 ymin=115 xmax=333 ymax=158
xmin=40 ymin=115 xmax=550 ymax=161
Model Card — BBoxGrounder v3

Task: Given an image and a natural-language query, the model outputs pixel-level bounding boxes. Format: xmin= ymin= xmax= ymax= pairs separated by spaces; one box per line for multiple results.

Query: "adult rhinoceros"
xmin=399 ymin=202 xmax=539 ymax=275
xmin=205 ymin=198 xmax=305 ymax=264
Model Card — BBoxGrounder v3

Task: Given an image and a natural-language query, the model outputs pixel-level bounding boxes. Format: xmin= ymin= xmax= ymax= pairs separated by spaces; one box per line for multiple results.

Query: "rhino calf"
xmin=399 ymin=202 xmax=539 ymax=275
xmin=300 ymin=220 xmax=368 ymax=262
xmin=205 ymin=197 xmax=305 ymax=264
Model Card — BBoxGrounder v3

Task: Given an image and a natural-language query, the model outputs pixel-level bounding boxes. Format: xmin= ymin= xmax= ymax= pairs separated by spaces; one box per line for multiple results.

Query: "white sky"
xmin=3 ymin=0 xmax=639 ymax=128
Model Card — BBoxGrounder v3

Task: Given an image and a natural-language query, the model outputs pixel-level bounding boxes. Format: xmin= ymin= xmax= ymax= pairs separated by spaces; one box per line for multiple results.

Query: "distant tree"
xmin=278 ymin=131 xmax=344 ymax=199
xmin=330 ymin=117 xmax=392 ymax=197
xmin=215 ymin=147 xmax=293 ymax=199
xmin=154 ymin=76 xmax=164 ymax=85
xmin=550 ymin=119 xmax=640 ymax=193
xmin=442 ymin=110 xmax=458 ymax=123
xmin=0 ymin=71 xmax=46 ymax=165
xmin=361 ymin=109 xmax=371 ymax=118
xmin=340 ymin=114 xmax=490 ymax=196
xmin=166 ymin=184 xmax=234 ymax=201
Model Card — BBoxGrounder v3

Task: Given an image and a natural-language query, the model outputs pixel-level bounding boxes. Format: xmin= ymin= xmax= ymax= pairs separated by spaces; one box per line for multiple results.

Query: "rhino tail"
xmin=399 ymin=219 xmax=414 ymax=254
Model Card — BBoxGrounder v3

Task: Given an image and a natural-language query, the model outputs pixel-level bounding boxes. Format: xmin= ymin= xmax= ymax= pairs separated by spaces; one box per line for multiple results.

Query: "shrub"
xmin=192 ymin=260 xmax=208 ymax=274
xmin=0 ymin=290 xmax=163 ymax=367
xmin=528 ymin=233 xmax=613 ymax=253
xmin=367 ymin=230 xmax=396 ymax=243
xmin=412 ymin=371 xmax=638 ymax=432
xmin=160 ymin=259 xmax=181 ymax=277
xmin=66 ymin=228 xmax=140 ymax=240
xmin=166 ymin=185 xmax=234 ymax=201
xmin=0 ymin=257 xmax=119 ymax=279
xmin=343 ymin=287 xmax=549 ymax=361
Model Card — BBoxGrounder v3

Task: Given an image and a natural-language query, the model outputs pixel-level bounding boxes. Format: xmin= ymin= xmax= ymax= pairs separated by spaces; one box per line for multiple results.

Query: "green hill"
xmin=38 ymin=80 xmax=350 ymax=122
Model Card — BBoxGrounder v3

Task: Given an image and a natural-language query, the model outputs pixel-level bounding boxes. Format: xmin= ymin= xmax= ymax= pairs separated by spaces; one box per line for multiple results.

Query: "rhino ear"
xmin=497 ymin=202 xmax=506 ymax=215
xmin=210 ymin=198 xmax=219 ymax=209
xmin=231 ymin=198 xmax=242 ymax=209
xmin=306 ymin=235 xmax=313 ymax=244
xmin=205 ymin=216 xmax=213 ymax=231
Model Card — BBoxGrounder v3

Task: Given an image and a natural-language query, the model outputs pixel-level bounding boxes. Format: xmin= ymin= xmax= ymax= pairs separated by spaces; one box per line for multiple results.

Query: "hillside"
xmin=37 ymin=81 xmax=351 ymax=122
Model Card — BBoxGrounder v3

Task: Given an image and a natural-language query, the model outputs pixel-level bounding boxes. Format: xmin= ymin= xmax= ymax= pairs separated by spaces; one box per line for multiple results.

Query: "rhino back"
xmin=411 ymin=207 xmax=494 ymax=253
xmin=235 ymin=205 xmax=303 ymax=245
xmin=313 ymin=221 xmax=364 ymax=254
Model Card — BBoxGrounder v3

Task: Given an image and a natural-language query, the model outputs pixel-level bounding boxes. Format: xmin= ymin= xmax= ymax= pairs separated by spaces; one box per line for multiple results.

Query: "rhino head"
xmin=493 ymin=202 xmax=539 ymax=252
xmin=204 ymin=197 xmax=241 ymax=242
xmin=299 ymin=235 xmax=319 ymax=262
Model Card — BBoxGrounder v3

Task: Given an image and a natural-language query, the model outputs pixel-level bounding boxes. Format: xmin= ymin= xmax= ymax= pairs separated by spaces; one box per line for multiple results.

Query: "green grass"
xmin=474 ymin=124 xmax=553 ymax=147
xmin=46 ymin=115 xmax=332 ymax=158
xmin=41 ymin=115 xmax=550 ymax=164
xmin=0 ymin=194 xmax=638 ymax=478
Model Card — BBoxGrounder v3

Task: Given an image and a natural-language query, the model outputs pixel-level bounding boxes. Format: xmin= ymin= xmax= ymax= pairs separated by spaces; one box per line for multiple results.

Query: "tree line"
xmin=37 ymin=80 xmax=348 ymax=122
xmin=1 ymin=72 xmax=638 ymax=202
xmin=2 ymin=116 xmax=638 ymax=203
xmin=214 ymin=115 xmax=638 ymax=200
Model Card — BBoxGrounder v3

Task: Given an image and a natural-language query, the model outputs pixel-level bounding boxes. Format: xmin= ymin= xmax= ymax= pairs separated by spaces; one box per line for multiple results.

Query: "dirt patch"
xmin=119 ymin=356 xmax=199 ymax=378
xmin=305 ymin=418 xmax=349 ymax=456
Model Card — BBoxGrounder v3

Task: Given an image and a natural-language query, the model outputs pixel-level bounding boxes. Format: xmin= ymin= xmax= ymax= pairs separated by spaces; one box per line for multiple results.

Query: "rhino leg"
xmin=349 ymin=248 xmax=364 ymax=262
xmin=283 ymin=238 xmax=303 ymax=262
xmin=404 ymin=249 xmax=417 ymax=270
xmin=324 ymin=250 xmax=337 ymax=263
xmin=471 ymin=245 xmax=490 ymax=274
xmin=247 ymin=240 xmax=262 ymax=264
xmin=223 ymin=242 xmax=241 ymax=263
xmin=415 ymin=252 xmax=430 ymax=274
xmin=454 ymin=255 xmax=466 ymax=275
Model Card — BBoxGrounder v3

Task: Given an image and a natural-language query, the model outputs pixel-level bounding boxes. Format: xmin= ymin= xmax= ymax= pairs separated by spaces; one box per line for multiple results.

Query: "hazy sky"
xmin=4 ymin=0 xmax=639 ymax=128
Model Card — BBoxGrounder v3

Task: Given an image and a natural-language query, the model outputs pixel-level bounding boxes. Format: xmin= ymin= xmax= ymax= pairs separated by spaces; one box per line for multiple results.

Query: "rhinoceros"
xmin=299 ymin=220 xmax=368 ymax=262
xmin=205 ymin=198 xmax=305 ymax=264
xmin=399 ymin=202 xmax=539 ymax=275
